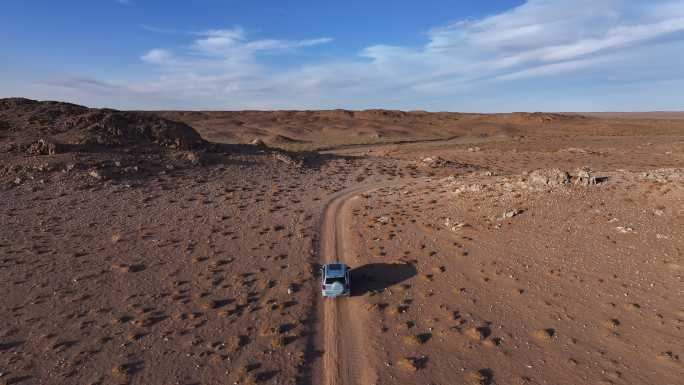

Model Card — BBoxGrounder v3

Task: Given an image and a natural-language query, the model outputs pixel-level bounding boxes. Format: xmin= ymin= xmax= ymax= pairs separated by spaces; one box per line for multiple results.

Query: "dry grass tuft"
xmin=468 ymin=369 xmax=494 ymax=385
xmin=533 ymin=328 xmax=556 ymax=341
xmin=465 ymin=326 xmax=490 ymax=341
xmin=271 ymin=336 xmax=286 ymax=349
xmin=403 ymin=335 xmax=422 ymax=346
xmin=603 ymin=318 xmax=621 ymax=330
xmin=397 ymin=357 xmax=418 ymax=372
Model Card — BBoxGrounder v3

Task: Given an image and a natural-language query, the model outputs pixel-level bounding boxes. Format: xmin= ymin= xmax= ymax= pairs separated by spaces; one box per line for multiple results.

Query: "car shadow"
xmin=350 ymin=263 xmax=417 ymax=296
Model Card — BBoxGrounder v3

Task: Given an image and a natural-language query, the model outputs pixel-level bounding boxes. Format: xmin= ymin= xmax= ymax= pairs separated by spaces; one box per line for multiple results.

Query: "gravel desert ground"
xmin=1 ymin=98 xmax=682 ymax=385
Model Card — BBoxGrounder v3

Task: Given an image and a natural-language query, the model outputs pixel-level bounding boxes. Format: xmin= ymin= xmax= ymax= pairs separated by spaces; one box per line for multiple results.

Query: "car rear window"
xmin=327 ymin=264 xmax=343 ymax=270
xmin=325 ymin=277 xmax=345 ymax=285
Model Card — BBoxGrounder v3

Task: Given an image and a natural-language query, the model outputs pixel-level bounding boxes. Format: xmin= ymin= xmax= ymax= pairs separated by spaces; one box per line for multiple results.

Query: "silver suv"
xmin=321 ymin=263 xmax=350 ymax=297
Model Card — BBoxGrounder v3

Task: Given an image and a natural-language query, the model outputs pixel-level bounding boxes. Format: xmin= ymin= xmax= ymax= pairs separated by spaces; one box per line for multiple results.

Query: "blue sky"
xmin=2 ymin=0 xmax=684 ymax=111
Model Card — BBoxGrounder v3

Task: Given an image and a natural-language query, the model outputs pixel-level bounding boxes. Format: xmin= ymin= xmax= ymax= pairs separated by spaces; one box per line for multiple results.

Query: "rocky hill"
xmin=0 ymin=98 xmax=205 ymax=152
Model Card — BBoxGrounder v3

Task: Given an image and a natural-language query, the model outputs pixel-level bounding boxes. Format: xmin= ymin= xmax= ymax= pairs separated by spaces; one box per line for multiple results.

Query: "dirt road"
xmin=319 ymin=183 xmax=391 ymax=385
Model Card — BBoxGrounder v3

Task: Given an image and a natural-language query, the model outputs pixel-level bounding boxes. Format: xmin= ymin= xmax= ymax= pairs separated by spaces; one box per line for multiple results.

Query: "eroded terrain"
xmin=1 ymin=98 xmax=682 ymax=385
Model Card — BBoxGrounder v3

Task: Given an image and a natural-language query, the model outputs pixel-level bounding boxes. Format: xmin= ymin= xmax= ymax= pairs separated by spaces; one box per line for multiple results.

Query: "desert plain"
xmin=0 ymin=98 xmax=682 ymax=385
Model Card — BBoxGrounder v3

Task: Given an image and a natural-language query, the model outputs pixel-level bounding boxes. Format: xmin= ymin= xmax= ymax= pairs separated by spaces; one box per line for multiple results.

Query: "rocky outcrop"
xmin=26 ymin=139 xmax=60 ymax=155
xmin=77 ymin=110 xmax=204 ymax=148
xmin=641 ymin=168 xmax=684 ymax=182
xmin=528 ymin=169 xmax=571 ymax=188
xmin=0 ymin=98 xmax=205 ymax=150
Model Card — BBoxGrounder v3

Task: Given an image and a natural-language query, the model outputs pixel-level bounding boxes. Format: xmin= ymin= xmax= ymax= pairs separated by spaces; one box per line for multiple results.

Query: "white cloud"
xmin=31 ymin=1 xmax=684 ymax=110
xmin=190 ymin=28 xmax=332 ymax=56
xmin=495 ymin=56 xmax=612 ymax=81
xmin=141 ymin=49 xmax=174 ymax=65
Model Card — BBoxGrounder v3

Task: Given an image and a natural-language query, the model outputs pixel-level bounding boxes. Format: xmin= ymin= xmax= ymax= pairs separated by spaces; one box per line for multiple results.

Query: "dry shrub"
xmin=397 ymin=357 xmax=418 ymax=372
xmin=533 ymin=328 xmax=555 ymax=341
xmin=403 ymin=335 xmax=422 ymax=346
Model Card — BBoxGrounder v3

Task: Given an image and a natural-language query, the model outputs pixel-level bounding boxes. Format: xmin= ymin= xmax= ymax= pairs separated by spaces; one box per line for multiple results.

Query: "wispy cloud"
xmin=189 ymin=28 xmax=332 ymax=56
xmin=37 ymin=0 xmax=684 ymax=110
xmin=141 ymin=49 xmax=175 ymax=65
xmin=46 ymin=77 xmax=124 ymax=93
xmin=140 ymin=24 xmax=184 ymax=34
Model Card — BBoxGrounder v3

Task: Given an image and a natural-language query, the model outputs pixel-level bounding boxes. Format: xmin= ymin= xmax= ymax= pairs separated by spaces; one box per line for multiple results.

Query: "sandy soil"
xmin=1 ymin=98 xmax=682 ymax=385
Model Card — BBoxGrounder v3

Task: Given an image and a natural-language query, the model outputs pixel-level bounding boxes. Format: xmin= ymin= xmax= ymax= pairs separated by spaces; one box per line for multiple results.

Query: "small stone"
xmin=377 ymin=216 xmax=391 ymax=224
xmin=500 ymin=209 xmax=524 ymax=220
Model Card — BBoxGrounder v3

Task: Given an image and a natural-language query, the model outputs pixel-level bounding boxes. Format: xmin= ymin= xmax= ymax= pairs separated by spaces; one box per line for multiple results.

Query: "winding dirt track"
xmin=319 ymin=183 xmax=390 ymax=385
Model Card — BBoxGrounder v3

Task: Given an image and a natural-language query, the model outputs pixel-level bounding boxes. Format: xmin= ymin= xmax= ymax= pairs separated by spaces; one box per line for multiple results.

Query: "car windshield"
xmin=325 ymin=277 xmax=345 ymax=285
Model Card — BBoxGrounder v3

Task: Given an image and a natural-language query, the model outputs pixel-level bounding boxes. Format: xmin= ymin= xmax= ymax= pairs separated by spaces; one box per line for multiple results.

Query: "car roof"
xmin=324 ymin=263 xmax=347 ymax=278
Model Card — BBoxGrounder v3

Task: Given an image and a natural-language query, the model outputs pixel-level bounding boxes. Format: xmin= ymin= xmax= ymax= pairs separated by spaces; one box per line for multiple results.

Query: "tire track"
xmin=319 ymin=183 xmax=390 ymax=385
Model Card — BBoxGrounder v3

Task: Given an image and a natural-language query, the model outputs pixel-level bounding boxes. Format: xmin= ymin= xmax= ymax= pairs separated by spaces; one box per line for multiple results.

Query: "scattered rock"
xmin=615 ymin=226 xmax=635 ymax=234
xmin=26 ymin=139 xmax=59 ymax=155
xmin=420 ymin=156 xmax=450 ymax=167
xmin=182 ymin=151 xmax=205 ymax=165
xmin=574 ymin=167 xmax=598 ymax=186
xmin=656 ymin=351 xmax=680 ymax=362
xmin=528 ymin=168 xmax=571 ymax=188
xmin=88 ymin=170 xmax=104 ymax=180
xmin=444 ymin=218 xmax=468 ymax=231
xmin=641 ymin=168 xmax=684 ymax=182
xmin=250 ymin=138 xmax=266 ymax=146
xmin=272 ymin=152 xmax=302 ymax=167
xmin=377 ymin=216 xmax=391 ymax=224
xmin=500 ymin=209 xmax=524 ymax=220
xmin=559 ymin=147 xmax=591 ymax=154
xmin=452 ymin=183 xmax=484 ymax=195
